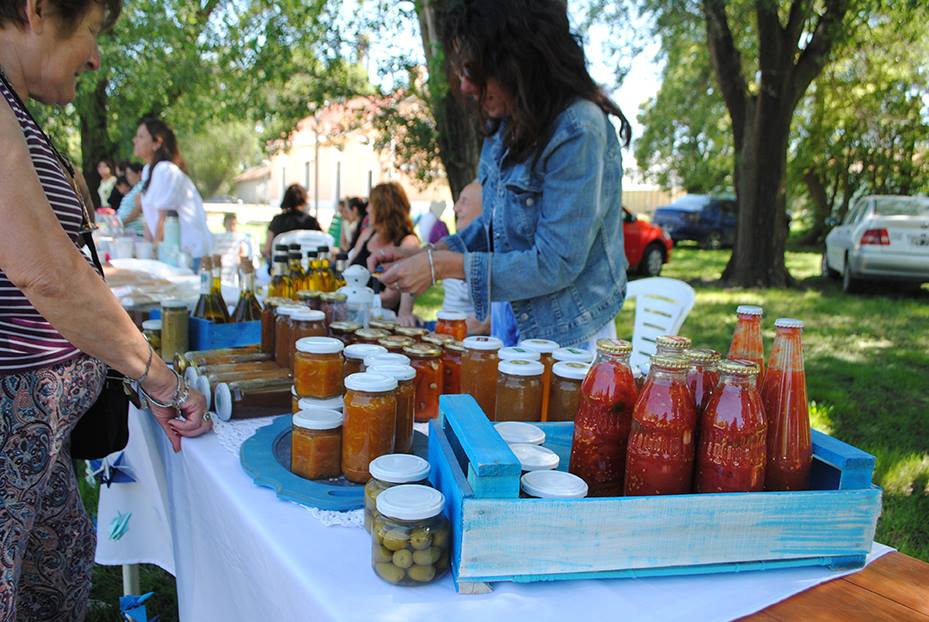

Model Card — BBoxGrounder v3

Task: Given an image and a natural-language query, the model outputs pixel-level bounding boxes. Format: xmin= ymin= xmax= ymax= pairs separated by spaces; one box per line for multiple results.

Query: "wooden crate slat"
xmin=810 ymin=429 xmax=876 ymax=490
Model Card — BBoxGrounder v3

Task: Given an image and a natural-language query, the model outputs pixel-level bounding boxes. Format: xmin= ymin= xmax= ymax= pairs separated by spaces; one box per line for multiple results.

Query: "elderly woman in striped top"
xmin=0 ymin=1 xmax=210 ymax=618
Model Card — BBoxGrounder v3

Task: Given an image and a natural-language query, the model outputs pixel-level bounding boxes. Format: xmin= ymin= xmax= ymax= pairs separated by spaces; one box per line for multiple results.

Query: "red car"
xmin=623 ymin=207 xmax=673 ymax=276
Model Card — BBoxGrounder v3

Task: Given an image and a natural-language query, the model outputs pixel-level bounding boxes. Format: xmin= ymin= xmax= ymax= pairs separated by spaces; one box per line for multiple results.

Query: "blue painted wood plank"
xmin=811 ymin=429 xmax=876 ymax=490
xmin=456 ymin=487 xmax=881 ymax=579
xmin=428 ymin=418 xmax=472 ymax=588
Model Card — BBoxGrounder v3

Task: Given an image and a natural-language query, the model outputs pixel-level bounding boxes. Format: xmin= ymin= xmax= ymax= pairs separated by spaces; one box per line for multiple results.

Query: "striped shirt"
xmin=0 ymin=78 xmax=101 ymax=374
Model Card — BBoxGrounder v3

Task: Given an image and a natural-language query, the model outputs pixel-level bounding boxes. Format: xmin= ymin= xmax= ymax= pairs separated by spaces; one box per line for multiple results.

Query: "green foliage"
xmin=181 ymin=121 xmax=263 ymax=197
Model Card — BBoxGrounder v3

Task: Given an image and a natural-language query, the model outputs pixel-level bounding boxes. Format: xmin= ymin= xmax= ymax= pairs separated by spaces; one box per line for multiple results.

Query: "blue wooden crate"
xmin=149 ymin=310 xmax=260 ymax=350
xmin=428 ymin=395 xmax=882 ymax=594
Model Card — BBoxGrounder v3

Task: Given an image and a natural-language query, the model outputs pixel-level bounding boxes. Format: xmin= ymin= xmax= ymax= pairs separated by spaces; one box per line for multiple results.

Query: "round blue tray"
xmin=239 ymin=415 xmax=428 ymax=511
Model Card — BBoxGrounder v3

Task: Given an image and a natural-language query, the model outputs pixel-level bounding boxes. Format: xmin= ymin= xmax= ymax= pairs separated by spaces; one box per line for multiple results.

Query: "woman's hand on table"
xmin=366 ymin=245 xmax=422 ymax=275
xmin=141 ymin=364 xmax=212 ymax=452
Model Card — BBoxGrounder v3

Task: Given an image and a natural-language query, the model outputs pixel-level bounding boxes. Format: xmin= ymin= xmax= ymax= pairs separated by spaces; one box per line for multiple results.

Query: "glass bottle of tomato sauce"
xmin=728 ymin=305 xmax=765 ymax=386
xmin=624 ymin=354 xmax=696 ymax=496
xmin=695 ymin=359 xmax=767 ymax=493
xmin=684 ymin=348 xmax=721 ymax=416
xmin=761 ymin=318 xmax=812 ymax=491
xmin=569 ymin=339 xmax=637 ymax=497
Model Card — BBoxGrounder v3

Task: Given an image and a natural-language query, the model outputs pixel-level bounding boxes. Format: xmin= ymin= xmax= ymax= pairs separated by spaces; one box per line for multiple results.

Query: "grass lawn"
xmin=80 ymin=244 xmax=928 ymax=620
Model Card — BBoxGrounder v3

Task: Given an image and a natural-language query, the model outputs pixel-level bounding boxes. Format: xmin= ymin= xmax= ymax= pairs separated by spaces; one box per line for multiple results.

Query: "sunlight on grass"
xmin=808 ymin=401 xmax=834 ymax=435
xmin=877 ymin=453 xmax=929 ymax=496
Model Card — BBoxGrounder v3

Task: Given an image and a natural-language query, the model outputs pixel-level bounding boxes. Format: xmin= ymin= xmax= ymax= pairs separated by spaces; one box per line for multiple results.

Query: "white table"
xmin=96 ymin=407 xmax=892 ymax=622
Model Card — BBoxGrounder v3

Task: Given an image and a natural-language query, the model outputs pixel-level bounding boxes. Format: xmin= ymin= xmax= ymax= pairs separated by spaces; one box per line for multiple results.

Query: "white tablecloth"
xmin=96 ymin=408 xmax=892 ymax=622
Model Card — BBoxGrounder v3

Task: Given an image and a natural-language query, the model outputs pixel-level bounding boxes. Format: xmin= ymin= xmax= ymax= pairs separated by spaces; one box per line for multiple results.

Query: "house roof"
xmin=234 ymin=165 xmax=271 ymax=183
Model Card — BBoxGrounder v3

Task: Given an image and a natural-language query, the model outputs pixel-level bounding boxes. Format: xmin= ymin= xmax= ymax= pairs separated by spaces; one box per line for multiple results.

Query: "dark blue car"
xmin=652 ymin=195 xmax=738 ymax=249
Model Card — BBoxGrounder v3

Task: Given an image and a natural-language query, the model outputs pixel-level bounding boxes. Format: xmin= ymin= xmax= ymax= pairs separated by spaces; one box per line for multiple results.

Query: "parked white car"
xmin=823 ymin=195 xmax=929 ymax=293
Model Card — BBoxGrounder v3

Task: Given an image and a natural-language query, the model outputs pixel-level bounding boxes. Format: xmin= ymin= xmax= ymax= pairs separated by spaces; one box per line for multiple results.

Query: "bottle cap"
xmin=293 ymin=408 xmax=343 ymax=430
xmin=344 ymin=372 xmax=397 ymax=393
xmin=295 ymin=336 xmax=344 ymax=354
xmin=498 ymin=347 xmax=541 ymax=362
xmin=344 ymin=343 xmax=388 ymax=361
xmin=297 ymin=394 xmax=344 ymax=412
xmin=518 ymin=339 xmax=559 ymax=354
xmin=552 ymin=347 xmax=594 ymax=363
xmin=161 ymin=299 xmax=189 ymax=309
xmin=596 ymin=338 xmax=632 ymax=355
xmin=142 ymin=319 xmax=162 ymax=331
xmin=402 ymin=344 xmax=443 ymax=358
xmin=736 ymin=305 xmax=764 ymax=316
xmin=509 ymin=443 xmax=560 ymax=471
xmin=463 ymin=336 xmax=503 ymax=351
xmin=683 ymin=348 xmax=721 ymax=364
xmin=552 ymin=361 xmax=590 ymax=380
xmin=369 ymin=454 xmax=430 ymax=484
xmin=276 ymin=305 xmax=304 ymax=317
xmin=364 ymin=353 xmax=411 ymax=368
xmin=376 ymin=484 xmax=445 ymax=521
xmin=396 ymin=327 xmax=429 ymax=338
xmin=367 ymin=364 xmax=417 ymax=382
xmin=498 ymin=359 xmax=545 ymax=377
xmin=494 ymin=421 xmax=545 ymax=445
xmin=436 ymin=310 xmax=467 ymax=321
xmin=520 ymin=470 xmax=588 ymax=499
xmin=329 ymin=321 xmax=361 ymax=333
xmin=290 ymin=309 xmax=326 ymax=322
xmin=775 ymin=318 xmax=804 ymax=329
xmin=355 ymin=328 xmax=390 ymax=341
xmin=655 ymin=335 xmax=692 ymax=352
xmin=649 ymin=354 xmax=690 ymax=371
xmin=444 ymin=341 xmax=466 ymax=353
xmin=719 ymin=359 xmax=760 ymax=376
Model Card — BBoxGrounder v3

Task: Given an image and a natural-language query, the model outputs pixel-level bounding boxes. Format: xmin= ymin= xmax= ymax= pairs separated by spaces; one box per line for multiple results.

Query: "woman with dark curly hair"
xmin=0 ymin=1 xmax=210 ymax=618
xmin=373 ymin=0 xmax=631 ymax=348
xmin=263 ymin=182 xmax=321 ymax=261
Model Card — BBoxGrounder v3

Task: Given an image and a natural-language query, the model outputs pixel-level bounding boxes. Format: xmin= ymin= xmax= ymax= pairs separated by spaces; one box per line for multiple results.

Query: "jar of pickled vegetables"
xmin=367 ymin=364 xmax=417 ymax=455
xmin=342 ymin=372 xmax=398 ymax=483
xmin=684 ymin=348 xmax=721 ymax=416
xmin=343 ymin=343 xmax=388 ymax=380
xmin=294 ymin=336 xmax=344 ymax=399
xmin=729 ymin=305 xmax=765 ymax=385
xmin=520 ymin=470 xmax=588 ymax=499
xmin=274 ymin=305 xmax=303 ymax=368
xmin=355 ymin=328 xmax=390 ymax=345
xmin=289 ymin=309 xmax=327 ymax=365
xmin=494 ymin=421 xmax=545 ymax=445
xmin=402 ymin=344 xmax=443 ymax=422
xmin=498 ymin=346 xmax=541 ymax=362
xmin=549 ymin=361 xmax=590 ymax=422
xmin=141 ymin=319 xmax=162 ymax=353
xmin=292 ymin=388 xmax=343 ymax=414
xmin=372 ymin=485 xmax=450 ymax=586
xmin=364 ymin=352 xmax=411 ymax=370
xmin=509 ymin=443 xmax=560 ymax=472
xmin=378 ymin=335 xmax=415 ymax=354
xmin=494 ymin=359 xmax=544 ymax=422
xmin=160 ymin=299 xmax=189 ymax=362
xmin=396 ymin=327 xmax=428 ymax=341
xmin=435 ymin=310 xmax=467 ymax=341
xmin=552 ymin=347 xmax=594 ymax=364
xmin=329 ymin=320 xmax=361 ymax=345
xmin=655 ymin=335 xmax=692 ymax=356
xmin=441 ymin=341 xmax=465 ymax=395
xmin=291 ymin=408 xmax=343 ymax=480
xmin=460 ymin=336 xmax=503 ymax=419
xmin=363 ymin=454 xmax=430 ymax=532
xmin=517 ymin=339 xmax=559 ymax=421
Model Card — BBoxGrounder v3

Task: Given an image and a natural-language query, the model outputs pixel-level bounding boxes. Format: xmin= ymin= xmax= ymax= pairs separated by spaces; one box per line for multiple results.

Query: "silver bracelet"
xmin=131 ymin=342 xmax=154 ymax=385
xmin=426 ymin=248 xmax=437 ymax=286
xmin=139 ymin=368 xmax=189 ymax=409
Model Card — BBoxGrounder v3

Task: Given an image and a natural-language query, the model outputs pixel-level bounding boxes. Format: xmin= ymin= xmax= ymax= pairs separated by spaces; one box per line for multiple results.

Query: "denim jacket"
xmin=444 ymin=98 xmax=627 ymax=347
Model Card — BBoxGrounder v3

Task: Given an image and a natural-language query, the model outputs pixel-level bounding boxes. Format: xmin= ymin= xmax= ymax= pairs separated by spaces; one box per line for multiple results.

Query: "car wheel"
xmin=703 ymin=230 xmax=723 ymax=250
xmin=640 ymin=244 xmax=665 ymax=277
xmin=821 ymin=252 xmax=839 ymax=279
xmin=842 ymin=254 xmax=863 ymax=294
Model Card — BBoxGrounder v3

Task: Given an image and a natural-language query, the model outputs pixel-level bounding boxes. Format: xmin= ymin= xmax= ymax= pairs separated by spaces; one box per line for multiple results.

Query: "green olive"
xmin=392 ymin=548 xmax=414 ymax=569
xmin=407 ymin=564 xmax=436 ymax=583
xmin=373 ymin=545 xmax=392 ymax=563
xmin=431 ymin=527 xmax=449 ymax=549
xmin=364 ymin=512 xmax=373 ymax=533
xmin=382 ymin=529 xmax=410 ymax=552
xmin=412 ymin=546 xmax=442 ymax=566
xmin=373 ymin=518 xmax=389 ymax=542
xmin=374 ymin=562 xmax=404 ymax=584
xmin=409 ymin=528 xmax=432 ymax=550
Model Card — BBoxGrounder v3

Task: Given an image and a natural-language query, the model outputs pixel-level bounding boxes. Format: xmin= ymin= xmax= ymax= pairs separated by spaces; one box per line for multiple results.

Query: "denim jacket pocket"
xmin=504 ymin=175 xmax=542 ymax=239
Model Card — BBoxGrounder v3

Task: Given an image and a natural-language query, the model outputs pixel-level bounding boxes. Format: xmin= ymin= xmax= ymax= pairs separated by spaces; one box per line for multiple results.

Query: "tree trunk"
xmin=78 ymin=76 xmax=112 ymax=209
xmin=416 ymin=0 xmax=483 ymax=201
xmin=798 ymin=169 xmax=829 ymax=245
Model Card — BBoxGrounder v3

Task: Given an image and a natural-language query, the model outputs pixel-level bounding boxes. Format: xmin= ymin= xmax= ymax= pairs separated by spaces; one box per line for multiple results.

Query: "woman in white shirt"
xmin=132 ymin=118 xmax=212 ymax=266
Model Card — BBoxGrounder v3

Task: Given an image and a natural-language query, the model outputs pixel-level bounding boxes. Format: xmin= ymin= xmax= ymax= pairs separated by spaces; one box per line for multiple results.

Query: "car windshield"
xmin=872 ymin=196 xmax=929 ymax=217
xmin=670 ymin=195 xmax=708 ymax=210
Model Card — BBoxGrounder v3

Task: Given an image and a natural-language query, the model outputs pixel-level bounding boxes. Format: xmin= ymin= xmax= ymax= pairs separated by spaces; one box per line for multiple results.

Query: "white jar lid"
xmin=520 ymin=470 xmax=588 ymax=498
xmin=364 ymin=352 xmax=411 ymax=368
xmin=344 ymin=372 xmax=397 ymax=393
xmin=344 ymin=343 xmax=388 ymax=360
xmin=462 ymin=336 xmax=503 ymax=351
xmin=775 ymin=317 xmax=804 ymax=329
xmin=436 ymin=310 xmax=467 ymax=321
xmin=276 ymin=305 xmax=304 ymax=317
xmin=498 ymin=346 xmax=541 ymax=362
xmin=291 ymin=309 xmax=326 ymax=322
xmin=367 ymin=364 xmax=417 ymax=382
xmin=214 ymin=382 xmax=233 ymax=422
xmin=293 ymin=408 xmax=343 ymax=430
xmin=296 ymin=336 xmax=344 ymax=354
xmin=298 ymin=395 xmax=344 ymax=412
xmin=498 ymin=359 xmax=545 ymax=377
xmin=369 ymin=454 xmax=431 ymax=483
xmin=552 ymin=347 xmax=593 ymax=363
xmin=510 ymin=443 xmax=560 ymax=471
xmin=518 ymin=339 xmax=559 ymax=354
xmin=142 ymin=319 xmax=162 ymax=331
xmin=736 ymin=305 xmax=764 ymax=316
xmin=494 ymin=421 xmax=545 ymax=445
xmin=161 ymin=299 xmax=188 ymax=309
xmin=376 ymin=484 xmax=445 ymax=521
xmin=553 ymin=361 xmax=591 ymax=380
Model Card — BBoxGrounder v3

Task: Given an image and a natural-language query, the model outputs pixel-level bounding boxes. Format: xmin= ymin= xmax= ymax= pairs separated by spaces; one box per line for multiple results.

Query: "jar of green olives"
xmin=372 ymin=485 xmax=450 ymax=586
xmin=364 ymin=454 xmax=430 ymax=532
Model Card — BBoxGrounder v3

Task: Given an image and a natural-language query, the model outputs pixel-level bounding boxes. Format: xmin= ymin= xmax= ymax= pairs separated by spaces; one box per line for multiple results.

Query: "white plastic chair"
xmin=624 ymin=277 xmax=696 ymax=372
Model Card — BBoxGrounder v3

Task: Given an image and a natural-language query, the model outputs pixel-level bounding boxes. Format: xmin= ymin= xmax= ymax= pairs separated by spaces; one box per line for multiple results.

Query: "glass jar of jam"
xmin=728 ymin=305 xmax=765 ymax=386
xmin=696 ymin=359 xmax=766 ymax=493
xmin=141 ymin=319 xmax=162 ymax=354
xmin=461 ymin=336 xmax=503 ymax=419
xmin=395 ymin=327 xmax=428 ymax=341
xmin=761 ymin=318 xmax=811 ymax=491
xmin=289 ymin=309 xmax=328 ymax=366
xmin=441 ymin=341 xmax=465 ymax=395
xmin=292 ymin=388 xmax=343 ymax=414
xmin=261 ymin=297 xmax=284 ymax=355
xmin=329 ymin=320 xmax=361 ymax=345
xmin=518 ymin=339 xmax=559 ymax=421
xmin=379 ymin=335 xmax=415 ymax=354
xmin=355 ymin=328 xmax=390 ymax=345
xmin=684 ymin=348 xmax=721 ymax=416
xmin=624 ymin=354 xmax=697 ymax=496
xmin=294 ymin=336 xmax=344 ymax=399
xmin=402 ymin=344 xmax=444 ymax=422
xmin=520 ymin=470 xmax=588 ymax=499
xmin=342 ymin=372 xmax=398 ymax=483
xmin=274 ymin=305 xmax=303 ymax=368
xmin=364 ymin=352 xmax=411 ymax=370
xmin=343 ymin=344 xmax=388 ymax=381
xmin=494 ymin=359 xmax=545 ymax=422
xmin=655 ymin=335 xmax=692 ymax=356
xmin=291 ymin=408 xmax=343 ymax=480
xmin=435 ymin=310 xmax=468 ymax=341
xmin=549 ymin=361 xmax=590 ymax=422
xmin=371 ymin=485 xmax=450 ymax=586
xmin=320 ymin=292 xmax=348 ymax=325
xmin=363 ymin=454 xmax=430 ymax=532
xmin=367 ymin=364 xmax=417 ymax=455
xmin=510 ymin=443 xmax=560 ymax=472
xmin=569 ymin=338 xmax=637 ymax=497
xmin=297 ymin=290 xmax=323 ymax=311
xmin=552 ymin=347 xmax=594 ymax=364
xmin=498 ymin=346 xmax=541 ymax=363
xmin=369 ymin=319 xmax=398 ymax=333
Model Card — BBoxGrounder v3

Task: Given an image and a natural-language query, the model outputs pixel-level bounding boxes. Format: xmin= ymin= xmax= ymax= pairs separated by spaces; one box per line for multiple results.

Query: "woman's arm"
xmin=154 ymin=210 xmax=168 ymax=245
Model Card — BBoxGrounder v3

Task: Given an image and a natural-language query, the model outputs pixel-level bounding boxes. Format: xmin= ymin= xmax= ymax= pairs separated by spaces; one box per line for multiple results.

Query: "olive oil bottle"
xmin=232 ymin=259 xmax=263 ymax=322
xmin=288 ymin=244 xmax=307 ymax=291
xmin=268 ymin=254 xmax=294 ymax=299
xmin=211 ymin=255 xmax=232 ymax=322
xmin=333 ymin=252 xmax=348 ymax=290
xmin=193 ymin=257 xmax=228 ymax=322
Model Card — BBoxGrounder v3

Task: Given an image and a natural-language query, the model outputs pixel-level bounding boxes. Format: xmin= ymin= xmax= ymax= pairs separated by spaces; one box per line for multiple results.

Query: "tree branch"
xmin=702 ymin=0 xmax=748 ymax=145
xmin=793 ymin=0 xmax=850 ymax=106
xmin=784 ymin=1 xmax=809 ymax=51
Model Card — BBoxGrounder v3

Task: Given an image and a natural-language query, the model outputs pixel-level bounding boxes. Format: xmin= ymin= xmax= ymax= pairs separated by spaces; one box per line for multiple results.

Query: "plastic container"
xmin=363 ymin=454 xmax=431 ymax=532
xmin=291 ymin=408 xmax=343 ymax=480
xmin=294 ymin=336 xmax=344 ymax=399
xmin=460 ymin=336 xmax=503 ymax=419
xmin=342 ymin=373 xmax=399 ymax=483
xmin=494 ymin=421 xmax=545 ymax=446
xmin=548 ymin=361 xmax=591 ymax=422
xmin=494 ymin=359 xmax=545 ymax=422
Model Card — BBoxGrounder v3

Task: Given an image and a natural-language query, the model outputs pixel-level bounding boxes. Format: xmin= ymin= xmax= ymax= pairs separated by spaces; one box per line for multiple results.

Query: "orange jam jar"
xmin=291 ymin=408 xmax=343 ymax=480
xmin=261 ymin=297 xmax=286 ymax=355
xmin=342 ymin=373 xmax=399 ymax=483
xmin=274 ymin=305 xmax=303 ymax=368
xmin=461 ymin=336 xmax=503 ymax=418
xmin=343 ymin=344 xmax=388 ymax=381
xmin=367 ymin=364 xmax=417 ymax=454
xmin=294 ymin=336 xmax=344 ymax=399
xmin=494 ymin=359 xmax=545 ymax=422
xmin=435 ymin=310 xmax=468 ymax=341
xmin=290 ymin=309 xmax=328 ymax=366
xmin=441 ymin=341 xmax=465 ymax=395
xmin=518 ymin=339 xmax=559 ymax=421
xmin=378 ymin=335 xmax=415 ymax=354
xmin=548 ymin=361 xmax=591 ymax=422
xmin=402 ymin=344 xmax=444 ymax=422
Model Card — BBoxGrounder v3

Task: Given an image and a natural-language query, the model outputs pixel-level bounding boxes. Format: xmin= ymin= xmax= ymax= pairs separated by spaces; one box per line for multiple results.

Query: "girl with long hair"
xmin=263 ymin=182 xmax=321 ymax=260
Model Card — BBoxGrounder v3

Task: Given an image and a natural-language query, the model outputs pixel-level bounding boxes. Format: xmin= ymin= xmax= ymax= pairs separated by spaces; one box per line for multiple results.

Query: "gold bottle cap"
xmin=396 ymin=327 xmax=429 ymax=338
xmin=423 ymin=333 xmax=455 ymax=346
xmin=596 ymin=338 xmax=632 ymax=355
xmin=402 ymin=343 xmax=443 ymax=358
xmin=443 ymin=341 xmax=467 ymax=353
xmin=718 ymin=359 xmax=760 ymax=376
xmin=683 ymin=348 xmax=721 ymax=364
xmin=297 ymin=290 xmax=322 ymax=300
xmin=655 ymin=335 xmax=692 ymax=351
xmin=329 ymin=321 xmax=361 ymax=333
xmin=378 ymin=336 xmax=415 ymax=349
xmin=355 ymin=328 xmax=390 ymax=340
xmin=369 ymin=319 xmax=398 ymax=331
xmin=649 ymin=354 xmax=690 ymax=371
